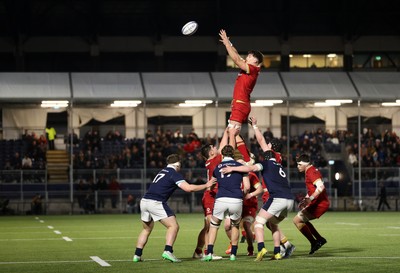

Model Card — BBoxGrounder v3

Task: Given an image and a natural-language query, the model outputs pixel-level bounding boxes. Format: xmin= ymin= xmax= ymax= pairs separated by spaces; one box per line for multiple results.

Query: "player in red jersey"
xmin=219 ymin=29 xmax=263 ymax=131
xmin=294 ymin=154 xmax=329 ymax=255
xmin=192 ymin=127 xmax=236 ymax=259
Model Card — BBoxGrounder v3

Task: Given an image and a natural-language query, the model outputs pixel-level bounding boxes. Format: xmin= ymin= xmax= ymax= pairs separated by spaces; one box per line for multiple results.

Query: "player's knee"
xmin=255 ymin=216 xmax=267 ymax=228
xmin=210 ymin=219 xmax=221 ymax=229
xmin=242 ymin=216 xmax=254 ymax=224
xmin=231 ymin=218 xmax=241 ymax=228
xmin=293 ymin=215 xmax=305 ymax=230
xmin=268 ymin=216 xmax=282 ymax=225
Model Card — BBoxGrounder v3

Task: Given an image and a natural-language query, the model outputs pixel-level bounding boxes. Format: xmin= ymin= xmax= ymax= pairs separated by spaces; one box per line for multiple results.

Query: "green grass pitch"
xmin=0 ymin=212 xmax=399 ymax=273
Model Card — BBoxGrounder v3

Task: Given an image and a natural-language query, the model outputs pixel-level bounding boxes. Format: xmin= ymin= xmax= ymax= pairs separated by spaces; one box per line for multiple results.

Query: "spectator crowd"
xmin=1 ymin=127 xmax=399 ymax=172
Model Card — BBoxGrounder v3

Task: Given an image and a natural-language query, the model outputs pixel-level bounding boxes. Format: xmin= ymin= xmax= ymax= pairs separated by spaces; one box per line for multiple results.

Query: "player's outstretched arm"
xmin=242 ymin=175 xmax=250 ymax=195
xmin=219 ymin=29 xmax=248 ymax=72
xmin=249 ymin=116 xmax=268 ymax=151
xmin=179 ymin=178 xmax=216 ymax=192
xmin=218 ymin=127 xmax=229 ymax=154
xmin=221 ymin=164 xmax=257 ymax=174
xmin=245 ymin=182 xmax=264 ymax=200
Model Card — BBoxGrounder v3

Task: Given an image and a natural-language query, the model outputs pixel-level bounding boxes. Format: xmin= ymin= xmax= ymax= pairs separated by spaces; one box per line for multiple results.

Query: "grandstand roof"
xmin=0 ymin=71 xmax=399 ymax=103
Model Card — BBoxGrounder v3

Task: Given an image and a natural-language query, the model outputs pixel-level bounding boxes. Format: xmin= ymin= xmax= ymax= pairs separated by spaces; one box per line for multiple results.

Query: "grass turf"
xmin=0 ymin=212 xmax=399 ymax=273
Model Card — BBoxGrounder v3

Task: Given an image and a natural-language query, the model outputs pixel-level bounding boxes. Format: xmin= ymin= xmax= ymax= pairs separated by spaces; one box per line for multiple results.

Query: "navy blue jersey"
xmin=258 ymin=159 xmax=293 ymax=199
xmin=143 ymin=166 xmax=185 ymax=202
xmin=213 ymin=158 xmax=245 ymax=199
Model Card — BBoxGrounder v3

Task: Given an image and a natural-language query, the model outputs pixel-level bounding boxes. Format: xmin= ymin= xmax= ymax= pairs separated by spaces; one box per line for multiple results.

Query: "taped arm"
xmin=309 ymin=178 xmax=325 ymax=201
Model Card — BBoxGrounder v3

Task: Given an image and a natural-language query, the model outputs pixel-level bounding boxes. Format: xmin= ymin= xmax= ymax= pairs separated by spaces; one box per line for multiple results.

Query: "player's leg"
xmin=229 ymin=217 xmax=241 ymax=260
xmin=135 ymin=220 xmax=154 ymax=249
xmin=224 ymin=216 xmax=232 ymax=254
xmin=229 ymin=101 xmax=250 ymax=132
xmin=242 ymin=203 xmax=257 ymax=255
xmin=242 ymin=217 xmax=254 ymax=255
xmin=306 ymin=205 xmax=328 ymax=253
xmin=268 ymin=216 xmax=286 ymax=260
xmin=253 ymin=208 xmax=271 ymax=261
xmin=226 ymin=201 xmax=243 ymax=261
xmin=266 ymin=221 xmax=295 ymax=258
xmin=305 ymin=221 xmax=327 ymax=253
xmin=160 ymin=215 xmax=180 ymax=249
xmin=193 ymin=196 xmax=214 ymax=257
xmin=228 ymin=119 xmax=242 ymax=129
xmin=159 ymin=216 xmax=182 ymax=262
xmin=236 ymin=135 xmax=251 ymax=162
xmin=293 ymin=210 xmax=320 ymax=254
xmin=193 ymin=216 xmax=209 ymax=258
xmin=133 ymin=220 xmax=154 ymax=262
xmin=203 ymin=199 xmax=225 ymax=261
xmin=224 ymin=216 xmax=232 ymax=239
xmin=202 ymin=215 xmax=221 ymax=261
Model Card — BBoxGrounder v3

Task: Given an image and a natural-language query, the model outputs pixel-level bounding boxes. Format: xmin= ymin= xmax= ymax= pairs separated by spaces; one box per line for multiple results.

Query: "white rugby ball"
xmin=181 ymin=21 xmax=198 ymax=36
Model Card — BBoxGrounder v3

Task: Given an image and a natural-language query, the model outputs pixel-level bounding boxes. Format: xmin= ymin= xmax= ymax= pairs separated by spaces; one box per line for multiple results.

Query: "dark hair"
xmin=270 ymin=138 xmax=282 ymax=153
xmin=221 ymin=145 xmax=235 ymax=158
xmin=248 ymin=50 xmax=264 ymax=65
xmin=233 ymin=149 xmax=244 ymax=160
xmin=200 ymin=144 xmax=212 ymax=160
xmin=296 ymin=154 xmax=310 ymax=163
xmin=166 ymin=154 xmax=180 ymax=164
xmin=264 ymin=150 xmax=275 ymax=161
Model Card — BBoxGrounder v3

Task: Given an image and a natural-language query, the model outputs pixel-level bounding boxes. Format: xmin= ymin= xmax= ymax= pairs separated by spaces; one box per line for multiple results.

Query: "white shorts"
xmin=264 ymin=198 xmax=294 ymax=219
xmin=213 ymin=197 xmax=243 ymax=221
xmin=140 ymin=198 xmax=174 ymax=222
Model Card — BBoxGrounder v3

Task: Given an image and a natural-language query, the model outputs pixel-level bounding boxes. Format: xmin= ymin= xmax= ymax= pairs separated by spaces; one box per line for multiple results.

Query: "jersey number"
xmin=152 ymin=173 xmax=165 ymax=183
xmin=219 ymin=170 xmax=231 ymax=178
xmin=279 ymin=167 xmax=286 ymax=178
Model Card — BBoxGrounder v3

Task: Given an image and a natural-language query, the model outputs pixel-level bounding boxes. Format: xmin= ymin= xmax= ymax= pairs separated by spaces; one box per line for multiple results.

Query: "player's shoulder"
xmin=248 ymin=63 xmax=261 ymax=73
xmin=307 ymin=165 xmax=321 ymax=176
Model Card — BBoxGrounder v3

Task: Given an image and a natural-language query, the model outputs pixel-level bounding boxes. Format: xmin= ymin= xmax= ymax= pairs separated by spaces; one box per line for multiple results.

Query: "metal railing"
xmin=351 ymin=167 xmax=400 ymax=197
xmin=1 ymin=167 xmax=399 ymax=214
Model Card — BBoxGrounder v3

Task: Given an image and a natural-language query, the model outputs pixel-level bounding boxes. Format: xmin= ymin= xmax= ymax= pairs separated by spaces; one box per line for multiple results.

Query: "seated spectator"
xmin=11 ymin=152 xmax=22 ymax=169
xmin=22 ymin=154 xmax=33 ymax=169
xmin=114 ymin=130 xmax=124 ymax=142
xmin=263 ymin=127 xmax=274 ymax=142
xmin=348 ymin=149 xmax=358 ymax=167
xmin=109 ymin=177 xmax=121 ymax=208
xmin=0 ymin=198 xmax=14 ymax=215
xmin=126 ymin=194 xmax=137 ymax=213
xmin=65 ymin=132 xmax=79 ymax=145
xmin=83 ymin=189 xmax=95 ymax=214
xmin=76 ymin=179 xmax=87 ymax=209
xmin=31 ymin=193 xmax=42 ymax=215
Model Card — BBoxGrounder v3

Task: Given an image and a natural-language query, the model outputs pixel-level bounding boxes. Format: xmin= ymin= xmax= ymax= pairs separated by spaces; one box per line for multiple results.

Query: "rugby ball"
xmin=181 ymin=21 xmax=198 ymax=36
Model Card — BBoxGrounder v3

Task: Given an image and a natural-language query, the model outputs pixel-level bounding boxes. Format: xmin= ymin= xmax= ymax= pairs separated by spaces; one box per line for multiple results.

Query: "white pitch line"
xmin=0 ymin=259 xmax=157 ymax=265
xmin=47 ymin=226 xmax=54 ymax=229
xmin=62 ymin=236 xmax=73 ymax=242
xmin=335 ymin=222 xmax=360 ymax=226
xmin=39 ymin=220 xmax=44 ymax=223
xmin=54 ymin=230 xmax=62 ymax=234
xmin=90 ymin=256 xmax=111 ymax=267
xmin=387 ymin=226 xmax=400 ymax=229
xmin=0 ymin=236 xmax=132 ymax=242
xmin=0 ymin=238 xmax=68 ymax=242
xmin=0 ymin=260 xmax=95 ymax=265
